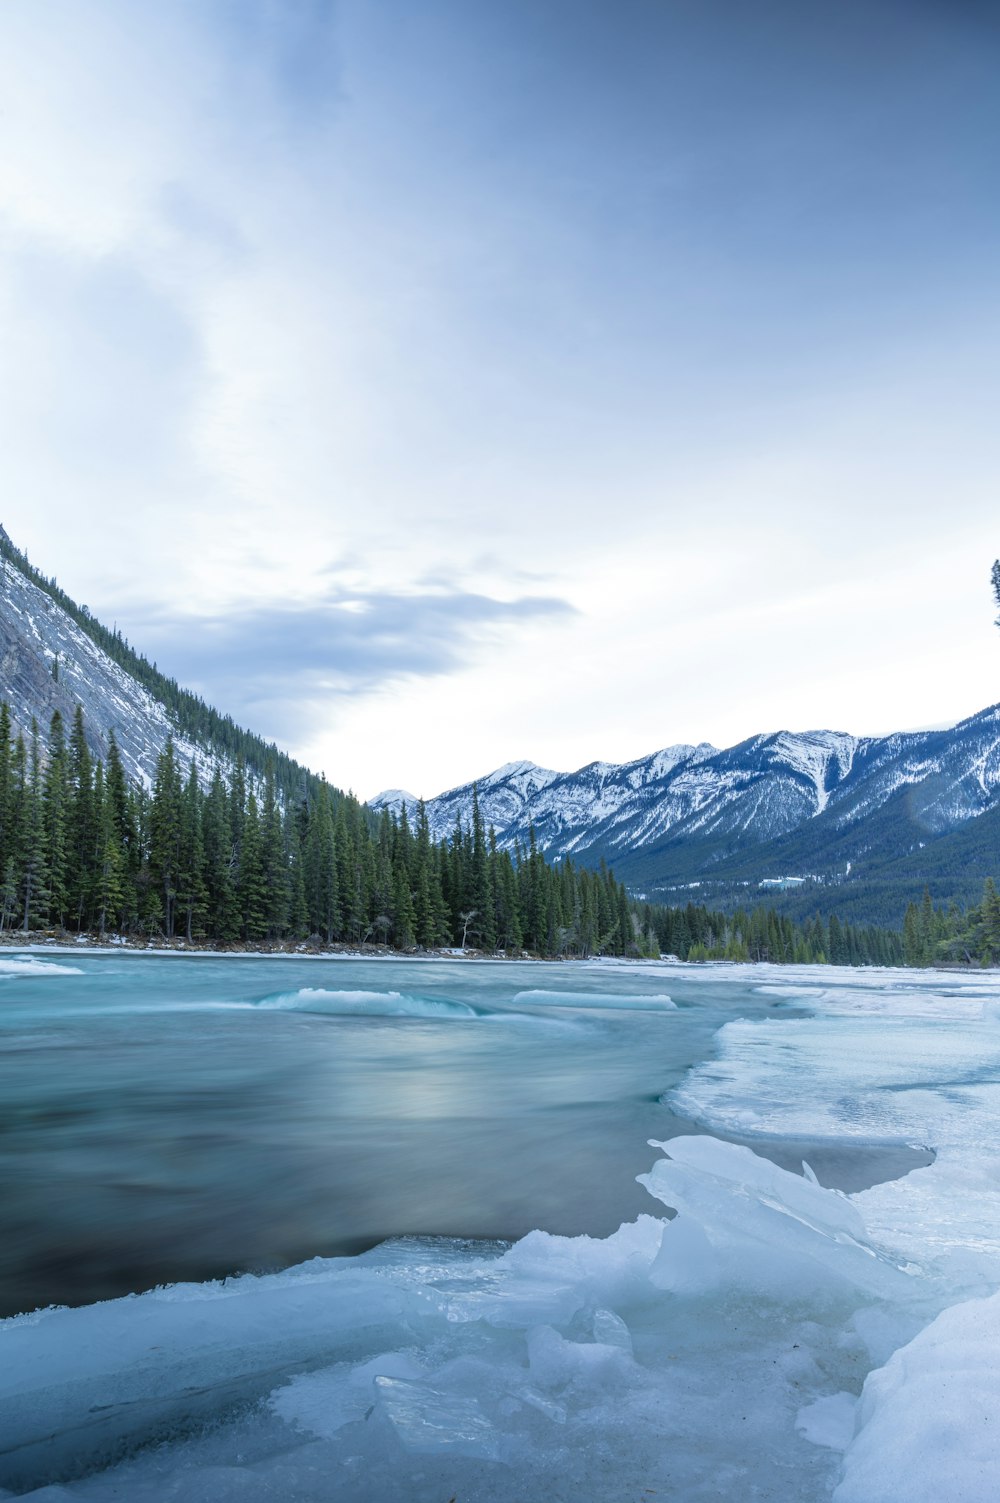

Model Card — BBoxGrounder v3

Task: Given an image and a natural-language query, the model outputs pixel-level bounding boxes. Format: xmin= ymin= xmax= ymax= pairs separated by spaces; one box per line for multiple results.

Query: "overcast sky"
xmin=2 ymin=0 xmax=999 ymax=799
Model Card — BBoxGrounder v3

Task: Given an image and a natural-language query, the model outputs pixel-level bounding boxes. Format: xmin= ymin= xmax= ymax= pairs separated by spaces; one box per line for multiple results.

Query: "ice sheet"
xmin=673 ymin=1007 xmax=1000 ymax=1282
xmin=0 ymin=1139 xmax=907 ymax=1502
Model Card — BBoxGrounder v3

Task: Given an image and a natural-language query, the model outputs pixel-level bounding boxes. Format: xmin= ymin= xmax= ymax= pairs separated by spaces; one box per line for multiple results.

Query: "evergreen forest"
xmin=1 ymin=700 xmax=996 ymax=967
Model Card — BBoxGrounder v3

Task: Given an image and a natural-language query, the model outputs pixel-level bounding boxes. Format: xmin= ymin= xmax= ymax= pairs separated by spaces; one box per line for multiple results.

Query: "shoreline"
xmin=0 ymin=931 xmax=670 ymax=964
xmin=1 ymin=931 xmax=990 ymax=971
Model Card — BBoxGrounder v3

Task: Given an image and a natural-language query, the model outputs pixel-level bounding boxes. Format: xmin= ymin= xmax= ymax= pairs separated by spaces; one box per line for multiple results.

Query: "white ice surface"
xmin=834 ymin=1290 xmax=1000 ymax=1503
xmin=0 ymin=957 xmax=84 ymax=977
xmin=255 ymin=987 xmax=477 ymax=1019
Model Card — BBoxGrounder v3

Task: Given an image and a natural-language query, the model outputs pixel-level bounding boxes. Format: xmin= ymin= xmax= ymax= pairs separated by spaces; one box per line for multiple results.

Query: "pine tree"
xmin=42 ymin=711 xmax=70 ymax=928
xmin=94 ymin=769 xmax=127 ymax=938
xmin=237 ymin=792 xmax=267 ymax=940
xmin=177 ymin=763 xmax=208 ymax=942
xmin=391 ymin=855 xmax=416 ymax=949
xmin=304 ymin=781 xmax=340 ymax=941
xmin=261 ymin=768 xmax=289 ymax=938
xmin=202 ymin=768 xmax=238 ymax=941
xmin=285 ymin=811 xmax=310 ymax=940
xmin=20 ymin=722 xmax=48 ymax=931
xmin=0 ymin=702 xmax=12 ymax=876
xmin=67 ymin=705 xmax=96 ymax=929
xmin=979 ymin=877 xmax=1000 ymax=965
xmin=148 ymin=737 xmax=183 ymax=938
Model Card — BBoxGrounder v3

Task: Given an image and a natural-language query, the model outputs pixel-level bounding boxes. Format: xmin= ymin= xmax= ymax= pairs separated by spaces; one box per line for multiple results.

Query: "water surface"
xmin=0 ymin=953 xmax=927 ymax=1315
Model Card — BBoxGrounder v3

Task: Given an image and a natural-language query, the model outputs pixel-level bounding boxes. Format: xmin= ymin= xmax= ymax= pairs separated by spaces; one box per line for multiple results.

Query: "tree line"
xmin=3 ymin=700 xmax=984 ymax=967
xmin=901 ymin=881 xmax=1000 ymax=967
xmin=642 ymin=899 xmax=904 ymax=966
xmin=0 ymin=702 xmax=644 ymax=955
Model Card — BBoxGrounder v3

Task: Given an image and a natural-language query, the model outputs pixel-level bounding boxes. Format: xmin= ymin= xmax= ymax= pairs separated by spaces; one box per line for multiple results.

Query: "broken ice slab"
xmin=373 ymin=1376 xmax=502 ymax=1461
xmin=639 ymin=1135 xmax=917 ymax=1301
xmin=592 ymin=1307 xmax=633 ymax=1353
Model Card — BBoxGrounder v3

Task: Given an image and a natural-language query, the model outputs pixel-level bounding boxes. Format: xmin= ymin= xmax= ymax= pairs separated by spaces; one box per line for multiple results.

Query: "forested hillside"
xmin=384 ymin=703 xmax=1000 ymax=926
xmin=0 ymin=700 xmax=918 ymax=964
xmin=0 ymin=701 xmax=641 ymax=955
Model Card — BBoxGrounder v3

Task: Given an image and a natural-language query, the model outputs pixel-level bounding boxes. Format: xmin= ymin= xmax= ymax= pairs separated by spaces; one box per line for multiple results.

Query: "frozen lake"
xmin=2 ymin=954 xmax=999 ymax=1501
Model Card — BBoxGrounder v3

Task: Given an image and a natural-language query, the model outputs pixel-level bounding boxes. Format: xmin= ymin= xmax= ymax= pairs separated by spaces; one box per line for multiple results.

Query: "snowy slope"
xmin=371 ymin=760 xmax=562 ymax=842
xmin=372 ymin=706 xmax=1000 ymax=894
xmin=1 ymin=552 xmax=213 ymax=787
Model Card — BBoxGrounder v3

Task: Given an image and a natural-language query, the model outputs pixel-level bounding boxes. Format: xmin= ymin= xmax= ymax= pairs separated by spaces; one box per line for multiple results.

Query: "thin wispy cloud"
xmin=133 ymin=586 xmax=575 ymax=740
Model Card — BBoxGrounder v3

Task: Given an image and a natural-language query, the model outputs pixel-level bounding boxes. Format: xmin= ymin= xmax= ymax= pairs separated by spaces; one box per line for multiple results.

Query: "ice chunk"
xmin=0 ymin=1269 xmax=418 ymax=1492
xmin=835 ymin=1290 xmax=1000 ymax=1502
xmin=496 ymin=1216 xmax=664 ymax=1317
xmin=796 ymin=1391 xmax=856 ymax=1450
xmin=373 ymin=1376 xmax=502 ymax=1461
xmin=0 ymin=957 xmax=83 ymax=976
xmin=256 ymin=988 xmax=476 ymax=1018
xmin=526 ymin=1325 xmax=634 ymax=1392
xmin=269 ymin=1351 xmax=424 ymax=1438
xmin=516 ymin=1388 xmax=567 ymax=1423
xmin=512 ymin=989 xmax=676 ymax=1011
xmin=592 ymin=1307 xmax=633 ymax=1353
xmin=639 ymin=1136 xmax=914 ymax=1300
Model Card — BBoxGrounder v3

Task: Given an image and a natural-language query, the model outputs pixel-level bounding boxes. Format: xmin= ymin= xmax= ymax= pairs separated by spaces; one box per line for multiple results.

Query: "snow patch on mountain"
xmin=368 ymin=789 xmax=421 ymax=817
xmin=1 ymin=556 xmax=213 ymax=787
xmin=380 ymin=705 xmax=1000 ymax=888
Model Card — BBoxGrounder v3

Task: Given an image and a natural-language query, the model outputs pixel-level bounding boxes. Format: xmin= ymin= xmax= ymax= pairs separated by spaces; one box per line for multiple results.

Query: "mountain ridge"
xmin=370 ymin=703 xmax=1000 ymax=919
xmin=0 ymin=527 xmax=321 ymax=801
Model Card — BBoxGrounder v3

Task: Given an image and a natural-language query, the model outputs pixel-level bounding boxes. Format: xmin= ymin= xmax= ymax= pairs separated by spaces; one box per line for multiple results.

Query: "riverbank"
xmin=3 ymin=929 xmax=992 ymax=971
xmin=0 ymin=931 xmax=547 ymax=961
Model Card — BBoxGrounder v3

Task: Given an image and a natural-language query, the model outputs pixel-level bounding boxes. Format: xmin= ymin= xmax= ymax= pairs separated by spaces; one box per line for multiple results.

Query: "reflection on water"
xmin=0 ymin=955 xmax=927 ymax=1316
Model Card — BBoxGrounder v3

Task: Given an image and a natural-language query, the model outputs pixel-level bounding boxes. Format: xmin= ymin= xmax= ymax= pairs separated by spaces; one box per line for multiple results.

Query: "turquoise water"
xmin=0 ymin=953 xmax=718 ymax=1315
xmin=0 ymin=953 xmax=926 ymax=1318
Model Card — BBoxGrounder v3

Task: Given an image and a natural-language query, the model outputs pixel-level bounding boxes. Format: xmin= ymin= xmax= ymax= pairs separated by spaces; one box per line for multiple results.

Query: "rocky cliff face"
xmin=0 ymin=549 xmax=204 ymax=787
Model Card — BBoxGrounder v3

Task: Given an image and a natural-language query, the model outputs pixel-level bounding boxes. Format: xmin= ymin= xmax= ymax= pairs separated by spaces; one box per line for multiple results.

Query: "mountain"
xmin=370 ymin=760 xmax=563 ymax=838
xmin=371 ymin=707 xmax=1000 ymax=921
xmin=0 ymin=527 xmax=317 ymax=799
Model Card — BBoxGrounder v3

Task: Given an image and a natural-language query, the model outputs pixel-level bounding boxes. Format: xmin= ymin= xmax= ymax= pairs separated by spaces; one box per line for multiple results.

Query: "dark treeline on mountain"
xmin=0 ymin=700 xmax=960 ymax=967
xmin=639 ymin=898 xmax=903 ymax=966
xmin=0 ymin=527 xmax=317 ymax=802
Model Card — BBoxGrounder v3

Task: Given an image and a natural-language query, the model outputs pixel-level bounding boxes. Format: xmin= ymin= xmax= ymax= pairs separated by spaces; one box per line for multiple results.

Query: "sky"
xmin=1 ymin=0 xmax=999 ymax=800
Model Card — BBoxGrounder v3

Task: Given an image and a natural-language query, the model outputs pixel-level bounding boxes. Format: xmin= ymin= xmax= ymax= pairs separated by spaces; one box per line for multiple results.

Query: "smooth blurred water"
xmin=0 ymin=953 xmax=929 ymax=1316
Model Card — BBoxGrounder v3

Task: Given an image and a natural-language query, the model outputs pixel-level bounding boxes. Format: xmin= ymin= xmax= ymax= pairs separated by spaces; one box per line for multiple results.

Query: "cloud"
xmin=131 ymin=586 xmax=575 ymax=740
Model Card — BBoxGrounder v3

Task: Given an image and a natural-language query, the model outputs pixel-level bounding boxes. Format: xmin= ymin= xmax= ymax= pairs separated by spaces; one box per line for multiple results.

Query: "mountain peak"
xmin=382 ymin=707 xmax=1000 ymax=913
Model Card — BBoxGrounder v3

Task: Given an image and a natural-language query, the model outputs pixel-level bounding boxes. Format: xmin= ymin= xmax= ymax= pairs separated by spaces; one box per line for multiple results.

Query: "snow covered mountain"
xmin=371 ymin=705 xmax=1000 ymax=905
xmin=0 ymin=527 xmax=313 ymax=796
xmin=1 ymin=544 xmax=205 ymax=788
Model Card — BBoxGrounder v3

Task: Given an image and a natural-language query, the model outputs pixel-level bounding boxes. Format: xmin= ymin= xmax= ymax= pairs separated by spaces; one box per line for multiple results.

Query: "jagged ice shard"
xmin=3 ymin=962 xmax=1000 ymax=1501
